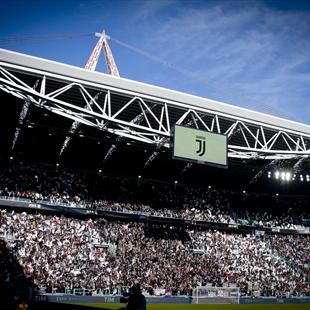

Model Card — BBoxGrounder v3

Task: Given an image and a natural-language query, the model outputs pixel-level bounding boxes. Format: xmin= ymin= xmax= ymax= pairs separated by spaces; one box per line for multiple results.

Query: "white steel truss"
xmin=0 ymin=62 xmax=309 ymax=160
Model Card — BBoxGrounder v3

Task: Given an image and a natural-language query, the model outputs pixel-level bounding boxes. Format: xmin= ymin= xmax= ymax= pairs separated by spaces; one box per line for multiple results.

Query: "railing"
xmin=37 ymin=285 xmax=310 ymax=298
xmin=0 ymin=229 xmax=15 ymax=242
xmin=0 ymin=195 xmax=88 ymax=209
xmin=63 ymin=287 xmax=130 ymax=296
xmin=0 ymin=195 xmax=309 ymax=234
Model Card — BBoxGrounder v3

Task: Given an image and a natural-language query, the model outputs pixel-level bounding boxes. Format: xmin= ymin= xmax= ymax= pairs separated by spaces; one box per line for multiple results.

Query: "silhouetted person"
xmin=0 ymin=240 xmax=32 ymax=309
xmin=121 ymin=282 xmax=146 ymax=310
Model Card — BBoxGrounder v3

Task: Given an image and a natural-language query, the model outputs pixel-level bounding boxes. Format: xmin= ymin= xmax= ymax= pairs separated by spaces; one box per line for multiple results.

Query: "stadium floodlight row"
xmin=0 ymin=48 xmax=309 ymax=160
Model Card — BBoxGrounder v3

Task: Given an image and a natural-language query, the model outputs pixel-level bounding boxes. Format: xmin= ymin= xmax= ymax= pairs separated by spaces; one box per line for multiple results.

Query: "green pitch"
xmin=73 ymin=303 xmax=310 ymax=310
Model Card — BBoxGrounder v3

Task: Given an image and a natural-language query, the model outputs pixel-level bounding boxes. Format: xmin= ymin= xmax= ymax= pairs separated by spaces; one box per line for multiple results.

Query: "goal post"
xmin=192 ymin=286 xmax=240 ymax=304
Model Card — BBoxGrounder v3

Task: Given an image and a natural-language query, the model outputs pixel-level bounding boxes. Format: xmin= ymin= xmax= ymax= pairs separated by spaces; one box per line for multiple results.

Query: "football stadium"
xmin=0 ymin=27 xmax=309 ymax=310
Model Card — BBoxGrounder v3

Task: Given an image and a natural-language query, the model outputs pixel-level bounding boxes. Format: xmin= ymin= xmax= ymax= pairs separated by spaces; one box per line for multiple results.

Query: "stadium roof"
xmin=1 ymin=49 xmax=309 ymax=135
xmin=0 ymin=48 xmax=309 ymax=195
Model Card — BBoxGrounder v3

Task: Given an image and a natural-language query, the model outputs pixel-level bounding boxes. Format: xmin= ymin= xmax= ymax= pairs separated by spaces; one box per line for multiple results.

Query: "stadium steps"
xmin=271 ymin=249 xmax=303 ymax=274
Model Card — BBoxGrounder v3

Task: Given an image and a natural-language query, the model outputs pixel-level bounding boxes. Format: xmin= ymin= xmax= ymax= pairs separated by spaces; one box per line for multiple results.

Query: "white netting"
xmin=193 ymin=286 xmax=240 ymax=304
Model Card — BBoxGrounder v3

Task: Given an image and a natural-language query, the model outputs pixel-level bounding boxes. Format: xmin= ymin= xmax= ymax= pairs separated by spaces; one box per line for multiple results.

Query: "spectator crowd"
xmin=0 ymin=160 xmax=309 ymax=298
xmin=0 ymin=209 xmax=309 ymax=297
xmin=0 ymin=161 xmax=308 ymax=231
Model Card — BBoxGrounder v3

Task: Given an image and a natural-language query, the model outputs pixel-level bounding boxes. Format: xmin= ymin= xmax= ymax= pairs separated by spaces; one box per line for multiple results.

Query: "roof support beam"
xmin=0 ymin=63 xmax=309 ymax=161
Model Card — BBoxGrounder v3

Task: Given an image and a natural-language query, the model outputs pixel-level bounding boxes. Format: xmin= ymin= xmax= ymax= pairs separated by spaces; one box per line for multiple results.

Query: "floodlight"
xmin=275 ymin=171 xmax=280 ymax=179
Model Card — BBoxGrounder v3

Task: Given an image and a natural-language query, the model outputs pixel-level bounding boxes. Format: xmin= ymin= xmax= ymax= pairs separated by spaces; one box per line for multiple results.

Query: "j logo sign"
xmin=195 ymin=136 xmax=206 ymax=157
xmin=173 ymin=125 xmax=227 ymax=167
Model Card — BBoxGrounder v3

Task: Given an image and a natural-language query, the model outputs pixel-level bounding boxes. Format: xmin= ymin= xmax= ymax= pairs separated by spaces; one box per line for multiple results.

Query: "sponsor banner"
xmin=33 ymin=294 xmax=119 ymax=304
xmin=33 ymin=295 xmax=310 ymax=305
xmin=240 ymin=297 xmax=310 ymax=304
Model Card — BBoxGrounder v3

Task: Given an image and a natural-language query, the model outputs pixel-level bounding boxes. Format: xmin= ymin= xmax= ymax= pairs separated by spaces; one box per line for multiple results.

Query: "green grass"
xmin=73 ymin=303 xmax=310 ymax=310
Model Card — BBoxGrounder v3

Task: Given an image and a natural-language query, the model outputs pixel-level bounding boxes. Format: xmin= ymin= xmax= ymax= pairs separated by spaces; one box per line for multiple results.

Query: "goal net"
xmin=192 ymin=286 xmax=240 ymax=304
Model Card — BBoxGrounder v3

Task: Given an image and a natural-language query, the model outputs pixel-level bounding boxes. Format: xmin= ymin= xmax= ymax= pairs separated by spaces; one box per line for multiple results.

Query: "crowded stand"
xmin=0 ymin=160 xmax=309 ymax=299
xmin=0 ymin=161 xmax=89 ymax=206
xmin=0 ymin=161 xmax=308 ymax=230
xmin=0 ymin=209 xmax=309 ymax=297
xmin=269 ymin=234 xmax=310 ymax=276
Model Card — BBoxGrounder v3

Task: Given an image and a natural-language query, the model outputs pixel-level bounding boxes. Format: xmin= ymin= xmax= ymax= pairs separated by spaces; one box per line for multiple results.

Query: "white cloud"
xmin=130 ymin=0 xmax=177 ymax=22
xmin=129 ymin=0 xmax=310 ymax=123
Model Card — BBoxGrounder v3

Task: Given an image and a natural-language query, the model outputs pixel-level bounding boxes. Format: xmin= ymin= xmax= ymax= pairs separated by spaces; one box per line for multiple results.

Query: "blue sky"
xmin=0 ymin=0 xmax=309 ymax=124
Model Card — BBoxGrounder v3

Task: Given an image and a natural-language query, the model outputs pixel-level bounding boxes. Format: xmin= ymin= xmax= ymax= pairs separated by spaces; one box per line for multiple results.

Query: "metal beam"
xmin=0 ymin=61 xmax=309 ymax=161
